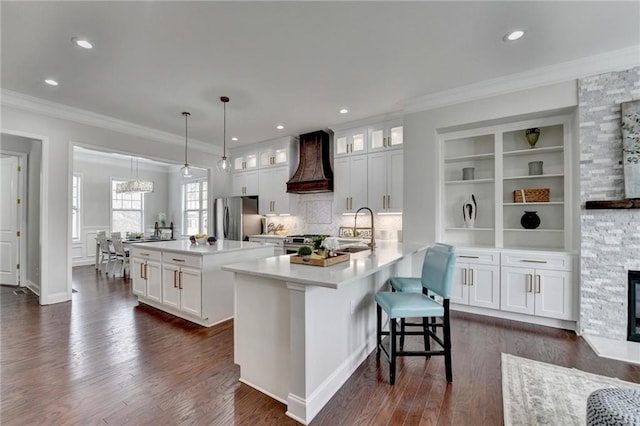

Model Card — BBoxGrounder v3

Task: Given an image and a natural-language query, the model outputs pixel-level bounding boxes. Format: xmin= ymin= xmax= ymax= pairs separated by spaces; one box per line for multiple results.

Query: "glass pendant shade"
xmin=180 ymin=164 xmax=192 ymax=178
xmin=217 ymin=156 xmax=231 ymax=172
xmin=180 ymin=111 xmax=193 ymax=177
xmin=218 ymin=96 xmax=231 ymax=173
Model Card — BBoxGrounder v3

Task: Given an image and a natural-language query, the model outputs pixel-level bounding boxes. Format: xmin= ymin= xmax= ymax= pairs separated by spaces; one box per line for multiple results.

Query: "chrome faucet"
xmin=354 ymin=207 xmax=375 ymax=251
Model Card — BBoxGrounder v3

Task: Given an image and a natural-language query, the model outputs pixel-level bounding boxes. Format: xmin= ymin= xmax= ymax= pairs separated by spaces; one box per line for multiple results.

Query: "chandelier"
xmin=116 ymin=157 xmax=154 ymax=194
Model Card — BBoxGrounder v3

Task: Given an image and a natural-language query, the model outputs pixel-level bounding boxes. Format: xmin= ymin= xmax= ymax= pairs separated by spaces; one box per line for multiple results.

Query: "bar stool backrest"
xmin=421 ymin=247 xmax=456 ymax=299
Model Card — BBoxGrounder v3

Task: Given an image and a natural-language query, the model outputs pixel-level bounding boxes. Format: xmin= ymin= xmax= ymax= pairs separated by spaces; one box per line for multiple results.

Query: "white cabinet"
xmin=334 ymin=154 xmax=367 ymax=213
xmin=500 ymin=251 xmax=574 ymax=321
xmin=232 ymin=170 xmax=259 ymax=196
xmin=439 ymin=114 xmax=573 ymax=251
xmin=232 ymin=152 xmax=258 ymax=171
xmin=259 ymin=166 xmax=291 ymax=214
xmin=131 ymin=250 xmax=162 ymax=303
xmin=451 ymin=250 xmax=500 ymax=310
xmin=161 ymin=252 xmax=203 ymax=318
xmin=259 ymin=137 xmax=297 ymax=168
xmin=367 ymin=149 xmax=403 ymax=213
xmin=334 ymin=128 xmax=367 ymax=157
xmin=368 ymin=122 xmax=403 ymax=152
xmin=162 ymin=263 xmax=202 ymax=318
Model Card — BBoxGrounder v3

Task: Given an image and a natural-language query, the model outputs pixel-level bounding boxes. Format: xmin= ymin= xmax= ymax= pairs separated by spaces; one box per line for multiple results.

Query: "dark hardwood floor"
xmin=2 ymin=266 xmax=639 ymax=425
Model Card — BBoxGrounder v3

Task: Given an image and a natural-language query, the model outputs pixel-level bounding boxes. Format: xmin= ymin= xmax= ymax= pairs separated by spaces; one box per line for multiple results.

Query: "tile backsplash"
xmin=264 ymin=193 xmax=402 ymax=239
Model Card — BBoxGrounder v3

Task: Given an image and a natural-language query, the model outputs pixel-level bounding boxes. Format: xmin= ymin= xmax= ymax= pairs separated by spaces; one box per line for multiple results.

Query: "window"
xmin=72 ymin=174 xmax=81 ymax=240
xmin=111 ymin=178 xmax=143 ymax=233
xmin=183 ymin=179 xmax=208 ymax=235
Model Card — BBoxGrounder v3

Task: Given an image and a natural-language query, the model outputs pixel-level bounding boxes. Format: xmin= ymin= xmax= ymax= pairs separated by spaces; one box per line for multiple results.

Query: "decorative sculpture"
xmin=463 ymin=195 xmax=477 ymax=228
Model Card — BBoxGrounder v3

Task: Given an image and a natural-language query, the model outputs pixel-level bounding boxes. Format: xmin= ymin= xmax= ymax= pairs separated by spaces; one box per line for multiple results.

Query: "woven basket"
xmin=513 ymin=188 xmax=550 ymax=203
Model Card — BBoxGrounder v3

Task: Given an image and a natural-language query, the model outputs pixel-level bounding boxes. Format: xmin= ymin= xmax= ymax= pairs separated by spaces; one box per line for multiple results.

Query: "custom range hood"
xmin=286 ymin=130 xmax=334 ymax=193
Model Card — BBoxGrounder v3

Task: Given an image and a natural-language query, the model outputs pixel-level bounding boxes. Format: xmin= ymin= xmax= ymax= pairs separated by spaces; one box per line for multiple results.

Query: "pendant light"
xmin=180 ymin=111 xmax=193 ymax=178
xmin=216 ymin=96 xmax=232 ymax=173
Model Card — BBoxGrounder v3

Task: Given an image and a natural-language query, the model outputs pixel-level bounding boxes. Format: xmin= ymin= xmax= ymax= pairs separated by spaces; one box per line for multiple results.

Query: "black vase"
xmin=520 ymin=211 xmax=541 ymax=229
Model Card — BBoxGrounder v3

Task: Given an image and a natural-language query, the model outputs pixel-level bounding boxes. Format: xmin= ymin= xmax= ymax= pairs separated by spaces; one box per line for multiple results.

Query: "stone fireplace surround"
xmin=579 ymin=67 xmax=640 ymax=359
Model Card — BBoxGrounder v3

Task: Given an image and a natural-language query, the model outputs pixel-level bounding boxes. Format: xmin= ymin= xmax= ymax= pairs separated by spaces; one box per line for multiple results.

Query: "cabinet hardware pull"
xmin=535 ymin=275 xmax=541 ymax=293
xmin=521 ymin=259 xmax=547 ymax=263
xmin=172 ymin=258 xmax=186 ymax=262
xmin=462 ymin=268 xmax=467 ymax=285
xmin=140 ymin=263 xmax=144 ymax=279
xmin=143 ymin=263 xmax=148 ymax=280
xmin=527 ymin=274 xmax=533 ymax=292
xmin=179 ymin=271 xmax=183 ymax=290
xmin=173 ymin=270 xmax=178 ymax=288
xmin=140 ymin=253 xmax=150 ymax=256
xmin=346 ymin=197 xmax=349 ymax=210
xmin=383 ymin=195 xmax=386 ymax=209
xmin=459 ymin=255 xmax=480 ymax=259
xmin=387 ymin=195 xmax=390 ymax=209
xmin=469 ymin=268 xmax=474 ymax=285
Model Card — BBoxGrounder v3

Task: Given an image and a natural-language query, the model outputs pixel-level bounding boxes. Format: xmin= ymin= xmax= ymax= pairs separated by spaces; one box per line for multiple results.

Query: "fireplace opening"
xmin=629 ymin=270 xmax=640 ymax=342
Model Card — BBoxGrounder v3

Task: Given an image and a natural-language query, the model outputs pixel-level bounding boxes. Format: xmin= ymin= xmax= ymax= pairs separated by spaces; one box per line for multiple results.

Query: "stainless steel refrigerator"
xmin=213 ymin=196 xmax=262 ymax=241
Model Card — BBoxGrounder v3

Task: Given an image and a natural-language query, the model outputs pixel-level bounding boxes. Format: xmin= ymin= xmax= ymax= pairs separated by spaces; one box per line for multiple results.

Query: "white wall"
xmin=1 ymin=105 xmax=222 ymax=304
xmin=402 ymin=81 xmax=579 ymax=246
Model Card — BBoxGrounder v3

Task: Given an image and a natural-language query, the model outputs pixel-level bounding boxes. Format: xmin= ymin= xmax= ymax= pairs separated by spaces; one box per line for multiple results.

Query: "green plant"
xmin=297 ymin=245 xmax=313 ymax=256
xmin=313 ymin=236 xmax=326 ymax=250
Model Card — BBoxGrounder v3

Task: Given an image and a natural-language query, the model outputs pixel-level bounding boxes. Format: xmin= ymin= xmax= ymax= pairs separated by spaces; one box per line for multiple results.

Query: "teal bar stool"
xmin=389 ymin=243 xmax=454 ymax=349
xmin=375 ymin=247 xmax=456 ymax=385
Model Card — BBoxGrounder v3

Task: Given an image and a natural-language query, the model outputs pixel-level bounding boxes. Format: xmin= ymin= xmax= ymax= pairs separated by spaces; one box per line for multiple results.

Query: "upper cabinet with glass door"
xmin=334 ymin=127 xmax=367 ymax=157
xmin=368 ymin=120 xmax=403 ymax=152
xmin=259 ymin=136 xmax=298 ymax=169
xmin=231 ymin=147 xmax=258 ymax=172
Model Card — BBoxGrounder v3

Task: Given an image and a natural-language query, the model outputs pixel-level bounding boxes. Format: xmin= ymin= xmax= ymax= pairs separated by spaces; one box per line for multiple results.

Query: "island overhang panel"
xmin=223 ymin=241 xmax=428 ymax=424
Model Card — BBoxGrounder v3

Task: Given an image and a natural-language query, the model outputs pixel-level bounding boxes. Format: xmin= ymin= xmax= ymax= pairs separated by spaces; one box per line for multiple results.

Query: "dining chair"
xmin=375 ymin=247 xmax=457 ymax=385
xmin=96 ymin=232 xmax=115 ymax=274
xmin=110 ymin=236 xmax=130 ymax=279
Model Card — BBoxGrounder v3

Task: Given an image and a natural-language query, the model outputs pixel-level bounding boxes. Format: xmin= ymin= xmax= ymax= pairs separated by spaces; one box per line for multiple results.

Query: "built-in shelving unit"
xmin=439 ymin=114 xmax=573 ymax=251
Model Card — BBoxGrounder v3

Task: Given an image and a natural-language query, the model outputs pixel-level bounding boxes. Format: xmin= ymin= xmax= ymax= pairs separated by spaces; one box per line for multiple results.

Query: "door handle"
xmin=535 ymin=275 xmax=541 ymax=293
xmin=143 ymin=263 xmax=148 ymax=280
xmin=140 ymin=263 xmax=144 ymax=279
xmin=527 ymin=274 xmax=533 ymax=292
xmin=383 ymin=195 xmax=386 ymax=209
xmin=387 ymin=195 xmax=390 ymax=209
xmin=173 ymin=270 xmax=178 ymax=288
xmin=179 ymin=271 xmax=183 ymax=290
xmin=462 ymin=268 xmax=467 ymax=285
xmin=469 ymin=268 xmax=474 ymax=286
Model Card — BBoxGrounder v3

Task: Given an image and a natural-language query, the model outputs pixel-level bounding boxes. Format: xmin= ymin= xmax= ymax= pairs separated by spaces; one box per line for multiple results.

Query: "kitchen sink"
xmin=337 ymin=246 xmax=370 ymax=253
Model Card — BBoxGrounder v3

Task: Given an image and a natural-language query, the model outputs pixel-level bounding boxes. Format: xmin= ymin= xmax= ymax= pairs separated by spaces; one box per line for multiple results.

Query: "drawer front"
xmin=501 ymin=251 xmax=573 ymax=271
xmin=455 ymin=249 xmax=499 ymax=265
xmin=162 ymin=252 xmax=202 ymax=269
xmin=130 ymin=247 xmax=162 ymax=262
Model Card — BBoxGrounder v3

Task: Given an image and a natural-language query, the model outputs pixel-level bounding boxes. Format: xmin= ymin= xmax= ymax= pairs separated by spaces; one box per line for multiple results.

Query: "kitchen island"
xmin=129 ymin=240 xmax=274 ymax=327
xmin=223 ymin=240 xmax=429 ymax=424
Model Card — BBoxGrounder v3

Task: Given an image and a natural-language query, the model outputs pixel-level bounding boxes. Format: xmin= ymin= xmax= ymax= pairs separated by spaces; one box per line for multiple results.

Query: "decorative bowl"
xmin=196 ymin=237 xmax=208 ymax=245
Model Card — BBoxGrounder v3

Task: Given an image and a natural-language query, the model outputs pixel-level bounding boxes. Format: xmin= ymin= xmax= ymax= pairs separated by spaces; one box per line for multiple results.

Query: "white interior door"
xmin=1 ymin=155 xmax=19 ymax=285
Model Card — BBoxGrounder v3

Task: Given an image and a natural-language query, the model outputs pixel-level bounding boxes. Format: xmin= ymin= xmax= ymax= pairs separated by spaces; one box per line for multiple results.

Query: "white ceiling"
xmin=2 ymin=1 xmax=639 ymax=149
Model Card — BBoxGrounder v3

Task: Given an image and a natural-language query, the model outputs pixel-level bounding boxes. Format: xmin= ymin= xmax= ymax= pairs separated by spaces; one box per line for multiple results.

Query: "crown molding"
xmin=329 ymin=110 xmax=404 ymax=133
xmin=403 ymin=45 xmax=640 ymax=114
xmin=1 ymin=89 xmax=220 ymax=154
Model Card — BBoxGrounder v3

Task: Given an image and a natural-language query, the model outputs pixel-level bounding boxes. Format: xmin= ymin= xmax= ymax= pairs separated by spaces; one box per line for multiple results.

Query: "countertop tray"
xmin=290 ymin=252 xmax=350 ymax=267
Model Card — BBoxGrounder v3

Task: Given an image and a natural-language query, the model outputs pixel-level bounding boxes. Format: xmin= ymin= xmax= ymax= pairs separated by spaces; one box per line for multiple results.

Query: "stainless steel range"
xmin=283 ymin=234 xmax=327 ymax=254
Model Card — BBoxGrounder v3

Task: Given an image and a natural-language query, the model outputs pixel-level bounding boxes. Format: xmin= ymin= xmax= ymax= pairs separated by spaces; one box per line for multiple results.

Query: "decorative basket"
xmin=513 ymin=188 xmax=550 ymax=203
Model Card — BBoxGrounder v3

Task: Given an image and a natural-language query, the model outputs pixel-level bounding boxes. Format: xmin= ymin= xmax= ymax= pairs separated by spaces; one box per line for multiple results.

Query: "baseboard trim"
xmin=451 ymin=304 xmax=577 ymax=331
xmin=239 ymin=378 xmax=287 ymax=405
xmin=25 ymin=280 xmax=40 ymax=296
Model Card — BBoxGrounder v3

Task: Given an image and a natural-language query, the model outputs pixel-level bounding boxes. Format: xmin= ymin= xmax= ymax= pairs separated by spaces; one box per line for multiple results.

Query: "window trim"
xmin=110 ymin=177 xmax=145 ymax=234
xmin=182 ymin=178 xmax=208 ymax=236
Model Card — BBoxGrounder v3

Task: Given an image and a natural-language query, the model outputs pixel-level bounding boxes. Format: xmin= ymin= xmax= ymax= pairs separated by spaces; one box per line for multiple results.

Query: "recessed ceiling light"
xmin=339 ymin=108 xmax=349 ymax=114
xmin=72 ymin=37 xmax=93 ymax=49
xmin=503 ymin=30 xmax=525 ymax=42
xmin=231 ymin=137 xmax=238 ymax=141
xmin=43 ymin=78 xmax=59 ymax=86
xmin=276 ymin=125 xmax=284 ymax=130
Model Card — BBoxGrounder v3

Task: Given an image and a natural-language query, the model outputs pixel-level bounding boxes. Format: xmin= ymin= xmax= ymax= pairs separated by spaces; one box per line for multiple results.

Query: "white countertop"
xmin=222 ymin=241 xmax=428 ymax=289
xmin=130 ymin=239 xmax=266 ymax=255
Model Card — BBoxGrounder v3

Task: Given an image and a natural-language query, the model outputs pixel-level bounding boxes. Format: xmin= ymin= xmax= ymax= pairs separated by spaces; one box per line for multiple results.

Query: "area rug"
xmin=502 ymin=353 xmax=640 ymax=425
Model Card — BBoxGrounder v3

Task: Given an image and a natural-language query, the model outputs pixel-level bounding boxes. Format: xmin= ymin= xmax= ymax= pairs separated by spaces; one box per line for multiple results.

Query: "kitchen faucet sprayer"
xmin=354 ymin=207 xmax=375 ymax=252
